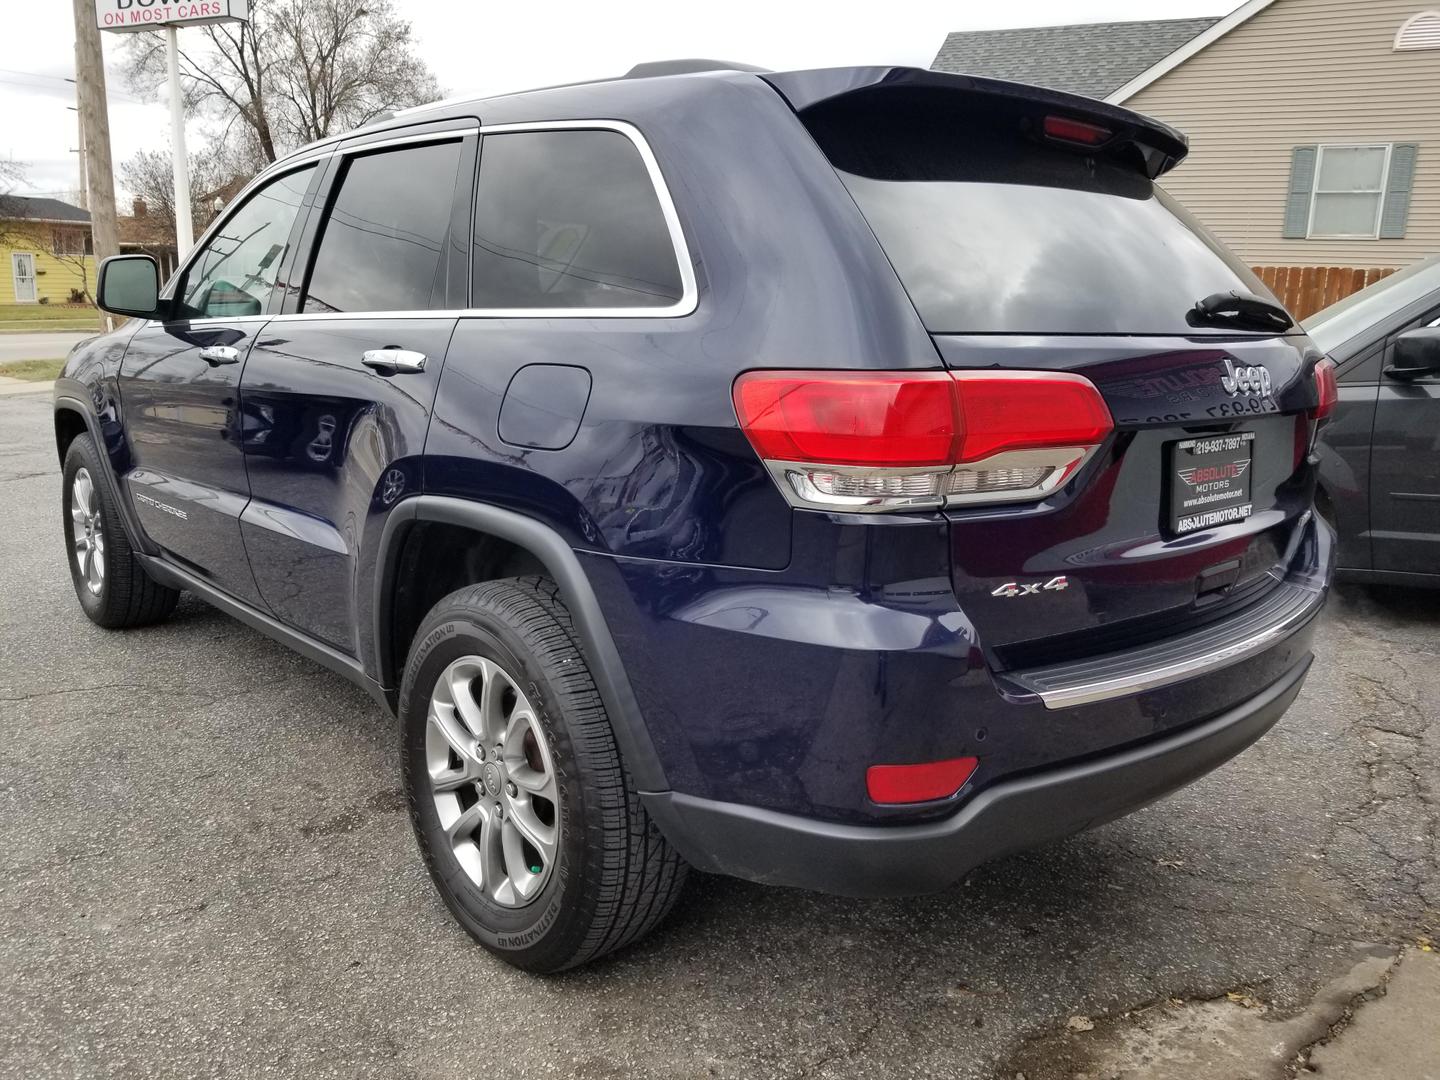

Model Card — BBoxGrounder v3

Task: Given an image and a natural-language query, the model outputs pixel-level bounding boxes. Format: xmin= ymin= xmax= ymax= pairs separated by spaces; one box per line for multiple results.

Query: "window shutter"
xmin=1282 ymin=145 xmax=1319 ymax=238
xmin=1379 ymin=143 xmax=1419 ymax=239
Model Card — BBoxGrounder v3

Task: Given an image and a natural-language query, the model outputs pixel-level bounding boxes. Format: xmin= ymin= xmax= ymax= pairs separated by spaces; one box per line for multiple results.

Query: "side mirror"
xmin=1387 ymin=326 xmax=1440 ymax=380
xmin=96 ymin=255 xmax=165 ymax=320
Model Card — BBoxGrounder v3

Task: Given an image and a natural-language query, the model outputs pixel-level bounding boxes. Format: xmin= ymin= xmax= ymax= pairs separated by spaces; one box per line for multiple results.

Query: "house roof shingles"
xmin=0 ymin=195 xmax=90 ymax=224
xmin=930 ymin=16 xmax=1221 ymax=100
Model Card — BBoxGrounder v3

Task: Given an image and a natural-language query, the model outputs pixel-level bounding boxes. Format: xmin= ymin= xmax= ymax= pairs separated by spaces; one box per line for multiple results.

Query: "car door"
xmin=1371 ymin=304 xmax=1440 ymax=576
xmin=119 ymin=164 xmax=320 ymax=607
xmin=238 ymin=127 xmax=475 ymax=652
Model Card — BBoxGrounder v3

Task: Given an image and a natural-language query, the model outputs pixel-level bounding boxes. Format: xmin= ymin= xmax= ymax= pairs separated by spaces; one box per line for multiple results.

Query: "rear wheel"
xmin=400 ymin=576 xmax=687 ymax=972
xmin=61 ymin=434 xmax=179 ymax=629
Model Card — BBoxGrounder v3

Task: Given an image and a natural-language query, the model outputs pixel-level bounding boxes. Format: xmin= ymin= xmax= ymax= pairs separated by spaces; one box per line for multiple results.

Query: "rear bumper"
xmin=642 ymin=655 xmax=1311 ymax=896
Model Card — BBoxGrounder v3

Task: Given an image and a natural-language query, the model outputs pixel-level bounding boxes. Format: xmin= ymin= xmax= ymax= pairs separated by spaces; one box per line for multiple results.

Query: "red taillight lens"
xmin=867 ymin=757 xmax=979 ymax=805
xmin=733 ymin=369 xmax=1114 ymax=512
xmin=1043 ymin=115 xmax=1113 ymax=146
xmin=951 ymin=371 xmax=1116 ymax=462
xmin=732 ymin=371 xmax=958 ymax=467
xmin=1310 ymin=357 xmax=1338 ymax=421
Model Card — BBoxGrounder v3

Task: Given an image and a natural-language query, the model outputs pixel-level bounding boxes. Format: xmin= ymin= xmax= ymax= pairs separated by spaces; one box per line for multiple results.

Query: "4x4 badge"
xmin=991 ymin=576 xmax=1070 ymax=598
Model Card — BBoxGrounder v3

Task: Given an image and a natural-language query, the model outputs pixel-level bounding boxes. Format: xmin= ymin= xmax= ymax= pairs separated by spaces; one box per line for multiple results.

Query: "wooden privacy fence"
xmin=1252 ymin=265 xmax=1397 ymax=322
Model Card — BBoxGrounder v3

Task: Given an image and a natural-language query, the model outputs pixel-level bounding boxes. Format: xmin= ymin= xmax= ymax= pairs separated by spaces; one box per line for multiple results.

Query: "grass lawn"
xmin=0 ymin=304 xmax=100 ymax=332
xmin=0 ymin=358 xmax=65 ymax=381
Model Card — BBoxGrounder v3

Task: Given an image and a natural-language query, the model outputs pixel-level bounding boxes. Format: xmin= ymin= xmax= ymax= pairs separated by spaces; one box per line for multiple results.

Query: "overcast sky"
xmin=1 ymin=0 xmax=1224 ymax=202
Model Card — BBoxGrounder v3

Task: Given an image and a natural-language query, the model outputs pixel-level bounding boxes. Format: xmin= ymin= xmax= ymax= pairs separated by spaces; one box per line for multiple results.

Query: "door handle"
xmin=198 ymin=345 xmax=241 ymax=366
xmin=362 ymin=348 xmax=427 ymax=375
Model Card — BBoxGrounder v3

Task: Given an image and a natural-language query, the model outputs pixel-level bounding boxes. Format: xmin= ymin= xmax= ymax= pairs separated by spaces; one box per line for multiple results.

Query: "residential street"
xmin=0 ymin=332 xmax=92 ymax=365
xmin=0 ymin=389 xmax=1435 ymax=1079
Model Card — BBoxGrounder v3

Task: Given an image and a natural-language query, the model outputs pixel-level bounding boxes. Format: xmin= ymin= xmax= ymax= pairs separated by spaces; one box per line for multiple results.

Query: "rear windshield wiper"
xmin=1188 ymin=290 xmax=1295 ymax=332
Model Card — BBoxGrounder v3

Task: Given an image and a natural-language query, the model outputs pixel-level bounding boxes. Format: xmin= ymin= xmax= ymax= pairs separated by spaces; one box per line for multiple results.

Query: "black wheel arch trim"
xmin=374 ymin=495 xmax=670 ymax=793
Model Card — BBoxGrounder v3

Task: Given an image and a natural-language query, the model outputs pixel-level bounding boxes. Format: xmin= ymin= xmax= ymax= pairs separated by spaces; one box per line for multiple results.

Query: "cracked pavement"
xmin=1 ymin=390 xmax=1436 ymax=1079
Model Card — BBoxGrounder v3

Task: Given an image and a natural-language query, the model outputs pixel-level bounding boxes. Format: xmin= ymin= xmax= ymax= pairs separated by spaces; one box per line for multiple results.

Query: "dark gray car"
xmin=1308 ymin=255 xmax=1440 ymax=586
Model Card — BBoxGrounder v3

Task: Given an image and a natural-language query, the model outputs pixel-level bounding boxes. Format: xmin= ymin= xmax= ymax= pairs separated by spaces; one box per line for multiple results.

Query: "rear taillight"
xmin=1310 ymin=357 xmax=1338 ymax=421
xmin=733 ymin=369 xmax=1114 ymax=512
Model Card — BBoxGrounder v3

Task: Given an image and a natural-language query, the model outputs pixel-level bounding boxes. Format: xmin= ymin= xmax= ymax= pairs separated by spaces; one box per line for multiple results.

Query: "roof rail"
xmin=624 ymin=59 xmax=769 ymax=78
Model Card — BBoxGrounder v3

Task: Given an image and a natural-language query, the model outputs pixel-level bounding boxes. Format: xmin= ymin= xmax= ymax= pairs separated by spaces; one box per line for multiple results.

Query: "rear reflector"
xmin=1043 ymin=115 xmax=1113 ymax=146
xmin=1310 ymin=357 xmax=1338 ymax=421
xmin=867 ymin=756 xmax=979 ymax=804
xmin=733 ymin=369 xmax=1114 ymax=512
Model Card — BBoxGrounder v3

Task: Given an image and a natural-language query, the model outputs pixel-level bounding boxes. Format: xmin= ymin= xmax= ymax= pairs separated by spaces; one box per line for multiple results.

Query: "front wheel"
xmin=61 ymin=434 xmax=179 ymax=629
xmin=400 ymin=576 xmax=687 ymax=972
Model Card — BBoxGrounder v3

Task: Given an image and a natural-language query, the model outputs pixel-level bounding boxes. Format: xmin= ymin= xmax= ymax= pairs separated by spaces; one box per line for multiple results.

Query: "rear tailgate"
xmin=934 ymin=333 xmax=1317 ymax=662
xmin=776 ymin=66 xmax=1328 ymax=661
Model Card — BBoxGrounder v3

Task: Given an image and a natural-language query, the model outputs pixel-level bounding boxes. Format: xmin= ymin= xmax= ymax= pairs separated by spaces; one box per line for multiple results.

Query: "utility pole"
xmin=72 ymin=0 xmax=118 ymax=272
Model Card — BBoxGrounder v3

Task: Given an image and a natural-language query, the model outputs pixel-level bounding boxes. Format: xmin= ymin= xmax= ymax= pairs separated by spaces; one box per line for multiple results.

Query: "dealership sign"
xmin=95 ymin=0 xmax=249 ymax=33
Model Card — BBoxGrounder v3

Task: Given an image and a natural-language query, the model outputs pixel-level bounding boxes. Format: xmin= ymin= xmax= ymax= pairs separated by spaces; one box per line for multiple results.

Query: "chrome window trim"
xmin=269 ymin=118 xmax=697 ymax=322
xmin=335 ymin=124 xmax=479 ymax=157
xmin=165 ymin=119 xmax=697 ymax=325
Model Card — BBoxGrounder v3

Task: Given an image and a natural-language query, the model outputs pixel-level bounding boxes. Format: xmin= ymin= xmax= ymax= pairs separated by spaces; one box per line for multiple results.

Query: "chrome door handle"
xmin=362 ymin=348 xmax=427 ymax=374
xmin=198 ymin=345 xmax=240 ymax=366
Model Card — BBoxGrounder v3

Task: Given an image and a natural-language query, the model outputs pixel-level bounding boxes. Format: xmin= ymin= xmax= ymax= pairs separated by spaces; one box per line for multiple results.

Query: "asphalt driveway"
xmin=1 ymin=389 xmax=1435 ymax=1079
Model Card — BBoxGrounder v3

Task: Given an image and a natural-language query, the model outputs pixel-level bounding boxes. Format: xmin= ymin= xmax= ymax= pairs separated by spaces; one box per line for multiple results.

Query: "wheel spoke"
xmin=474 ymin=659 xmax=508 ymax=744
xmin=505 ymin=794 xmax=557 ymax=865
xmin=448 ymin=661 xmax=490 ymax=741
xmin=477 ymin=804 xmax=506 ymax=897
xmin=444 ymin=800 xmax=486 ymax=845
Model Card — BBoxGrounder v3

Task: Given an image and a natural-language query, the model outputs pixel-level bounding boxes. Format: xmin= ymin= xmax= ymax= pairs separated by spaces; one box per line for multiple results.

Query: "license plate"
xmin=1167 ymin=432 xmax=1255 ymax=535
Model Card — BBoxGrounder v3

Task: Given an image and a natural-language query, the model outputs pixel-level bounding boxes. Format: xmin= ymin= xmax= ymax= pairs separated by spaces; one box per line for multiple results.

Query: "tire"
xmin=61 ymin=434 xmax=180 ymax=629
xmin=400 ymin=576 xmax=687 ymax=973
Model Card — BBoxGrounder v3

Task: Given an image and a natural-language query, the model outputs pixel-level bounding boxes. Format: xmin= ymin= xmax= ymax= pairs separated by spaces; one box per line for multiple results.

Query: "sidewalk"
xmin=0 ymin=375 xmax=53 ymax=397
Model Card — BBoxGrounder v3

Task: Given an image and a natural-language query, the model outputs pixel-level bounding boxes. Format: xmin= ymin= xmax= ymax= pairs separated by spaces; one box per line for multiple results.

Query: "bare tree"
xmin=121 ymin=0 xmax=441 ymax=165
xmin=0 ymin=160 xmax=29 ymax=247
xmin=119 ymin=146 xmax=254 ymax=236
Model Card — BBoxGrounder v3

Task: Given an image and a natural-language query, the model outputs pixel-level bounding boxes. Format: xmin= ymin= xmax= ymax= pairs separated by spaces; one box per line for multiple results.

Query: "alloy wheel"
xmin=425 ymin=655 xmax=561 ymax=907
xmin=70 ymin=467 xmax=106 ymax=596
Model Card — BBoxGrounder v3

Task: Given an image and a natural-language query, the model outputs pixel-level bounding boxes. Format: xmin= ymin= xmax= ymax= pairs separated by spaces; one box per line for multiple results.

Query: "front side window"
xmin=302 ymin=139 xmax=465 ymax=314
xmin=1310 ymin=145 xmax=1391 ymax=238
xmin=471 ymin=129 xmax=684 ymax=310
xmin=180 ymin=165 xmax=316 ymax=319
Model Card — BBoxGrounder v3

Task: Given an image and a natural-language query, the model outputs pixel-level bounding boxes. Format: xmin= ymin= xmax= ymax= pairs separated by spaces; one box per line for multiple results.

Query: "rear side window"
xmin=471 ymin=129 xmax=684 ymax=309
xmin=303 ymin=139 xmax=464 ymax=314
xmin=803 ymin=92 xmax=1272 ymax=336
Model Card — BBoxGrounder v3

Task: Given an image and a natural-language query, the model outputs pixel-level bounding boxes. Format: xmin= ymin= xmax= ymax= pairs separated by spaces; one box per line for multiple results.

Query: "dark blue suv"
xmin=56 ymin=63 xmax=1336 ymax=971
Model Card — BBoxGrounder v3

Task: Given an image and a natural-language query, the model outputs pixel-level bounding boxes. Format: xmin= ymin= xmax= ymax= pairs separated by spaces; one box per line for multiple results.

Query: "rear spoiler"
xmin=763 ymin=66 xmax=1189 ymax=179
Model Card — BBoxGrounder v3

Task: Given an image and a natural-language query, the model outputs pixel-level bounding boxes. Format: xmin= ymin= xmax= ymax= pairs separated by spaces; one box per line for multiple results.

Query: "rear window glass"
xmin=804 ymin=94 xmax=1272 ymax=336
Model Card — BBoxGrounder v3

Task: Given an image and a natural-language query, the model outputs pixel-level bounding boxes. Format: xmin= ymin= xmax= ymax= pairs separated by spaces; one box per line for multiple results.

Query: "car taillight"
xmin=1310 ymin=357 xmax=1338 ymax=421
xmin=733 ymin=369 xmax=1114 ymax=512
xmin=1043 ymin=115 xmax=1113 ymax=147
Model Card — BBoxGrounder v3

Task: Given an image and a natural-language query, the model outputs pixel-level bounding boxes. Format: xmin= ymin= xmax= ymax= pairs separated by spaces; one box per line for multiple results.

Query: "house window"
xmin=1395 ymin=11 xmax=1440 ymax=50
xmin=1308 ymin=144 xmax=1392 ymax=239
xmin=51 ymin=228 xmax=93 ymax=257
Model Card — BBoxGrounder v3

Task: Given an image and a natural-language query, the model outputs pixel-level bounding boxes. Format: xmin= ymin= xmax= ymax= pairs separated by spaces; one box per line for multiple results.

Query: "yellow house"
xmin=0 ymin=196 xmax=97 ymax=306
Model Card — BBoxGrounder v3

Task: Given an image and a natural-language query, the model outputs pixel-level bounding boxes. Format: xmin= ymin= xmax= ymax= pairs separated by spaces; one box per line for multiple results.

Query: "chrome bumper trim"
xmin=1011 ymin=581 xmax=1326 ymax=710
